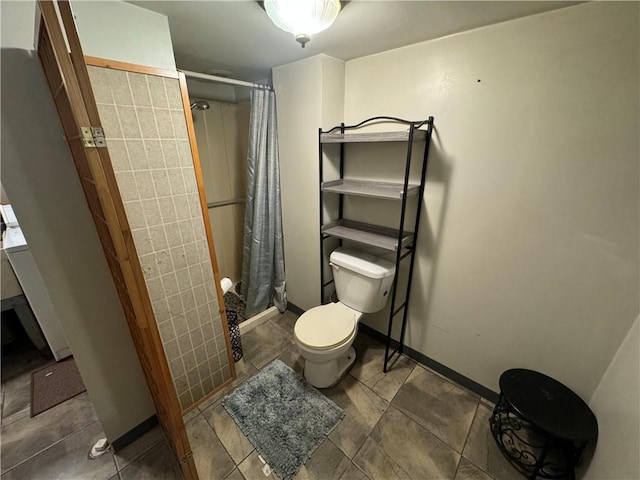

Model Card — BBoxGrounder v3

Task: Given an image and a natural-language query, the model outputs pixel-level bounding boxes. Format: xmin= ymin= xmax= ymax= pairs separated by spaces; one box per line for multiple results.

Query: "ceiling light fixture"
xmin=263 ymin=0 xmax=342 ymax=48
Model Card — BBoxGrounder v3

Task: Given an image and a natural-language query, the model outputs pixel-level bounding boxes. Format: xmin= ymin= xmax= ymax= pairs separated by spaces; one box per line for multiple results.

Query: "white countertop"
xmin=3 ymin=226 xmax=28 ymax=253
xmin=0 ymin=204 xmax=19 ymax=228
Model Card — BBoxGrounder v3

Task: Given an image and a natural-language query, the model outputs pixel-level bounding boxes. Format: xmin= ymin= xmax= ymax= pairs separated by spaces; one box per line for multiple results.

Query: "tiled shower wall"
xmin=87 ymin=66 xmax=232 ymax=409
xmin=192 ymin=100 xmax=250 ymax=283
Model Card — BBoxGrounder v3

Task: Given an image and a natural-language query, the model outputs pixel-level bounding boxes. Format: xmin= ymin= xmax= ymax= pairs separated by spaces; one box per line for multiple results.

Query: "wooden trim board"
xmin=178 ymin=72 xmax=237 ymax=386
xmin=37 ymin=3 xmax=197 ymax=478
xmin=84 ymin=55 xmax=180 ymax=79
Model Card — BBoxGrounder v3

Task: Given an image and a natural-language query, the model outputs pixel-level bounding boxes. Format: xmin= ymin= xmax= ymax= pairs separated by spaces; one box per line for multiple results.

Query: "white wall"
xmin=0 ymin=0 xmax=179 ymax=441
xmin=273 ymin=55 xmax=345 ymax=310
xmin=72 ymin=0 xmax=176 ymax=70
xmin=275 ymin=2 xmax=639 ymax=399
xmin=345 ymin=1 xmax=639 ymax=399
xmin=586 ymin=316 xmax=640 ymax=479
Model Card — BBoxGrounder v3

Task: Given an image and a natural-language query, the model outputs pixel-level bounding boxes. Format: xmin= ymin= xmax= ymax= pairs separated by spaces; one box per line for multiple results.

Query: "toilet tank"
xmin=330 ymin=248 xmax=396 ymax=313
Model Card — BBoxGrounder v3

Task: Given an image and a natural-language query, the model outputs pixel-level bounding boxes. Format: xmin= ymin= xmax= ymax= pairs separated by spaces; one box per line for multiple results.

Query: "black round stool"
xmin=490 ymin=369 xmax=598 ymax=480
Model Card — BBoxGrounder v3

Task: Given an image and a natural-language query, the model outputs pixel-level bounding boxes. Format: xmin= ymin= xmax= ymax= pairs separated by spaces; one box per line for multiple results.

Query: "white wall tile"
xmin=148 ymin=75 xmax=169 ymax=109
xmin=137 ymin=107 xmax=159 ymax=139
xmin=117 ymin=105 xmax=141 ymax=138
xmin=110 ymin=70 xmax=133 ymax=106
xmin=164 ymin=78 xmax=183 ymax=109
xmin=128 ymin=72 xmax=152 ymax=107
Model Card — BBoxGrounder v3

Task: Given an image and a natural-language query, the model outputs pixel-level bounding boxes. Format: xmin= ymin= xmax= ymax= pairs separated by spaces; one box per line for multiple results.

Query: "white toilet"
xmin=294 ymin=248 xmax=395 ymax=388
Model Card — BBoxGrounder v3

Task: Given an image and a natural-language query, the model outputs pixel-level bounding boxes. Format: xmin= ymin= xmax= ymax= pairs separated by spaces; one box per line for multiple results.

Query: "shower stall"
xmin=191 ymin=97 xmax=248 ymax=285
xmin=187 ymin=74 xmax=282 ymax=333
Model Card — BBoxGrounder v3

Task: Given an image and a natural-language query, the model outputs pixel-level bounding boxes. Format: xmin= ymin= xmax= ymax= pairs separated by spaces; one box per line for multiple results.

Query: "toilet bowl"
xmin=294 ymin=248 xmax=395 ymax=388
xmin=294 ymin=302 xmax=362 ymax=388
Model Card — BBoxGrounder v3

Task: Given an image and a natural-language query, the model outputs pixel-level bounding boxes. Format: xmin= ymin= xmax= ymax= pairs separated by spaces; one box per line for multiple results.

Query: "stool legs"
xmin=490 ymin=394 xmax=584 ymax=479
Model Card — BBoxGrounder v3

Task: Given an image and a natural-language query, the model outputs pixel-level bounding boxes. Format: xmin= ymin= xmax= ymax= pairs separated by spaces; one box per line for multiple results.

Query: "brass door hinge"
xmin=81 ymin=126 xmax=107 ymax=148
xmin=179 ymin=450 xmax=194 ymax=464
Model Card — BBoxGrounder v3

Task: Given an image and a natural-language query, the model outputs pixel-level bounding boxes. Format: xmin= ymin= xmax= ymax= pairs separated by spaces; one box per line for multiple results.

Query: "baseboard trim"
xmin=286 ymin=302 xmax=305 ymax=316
xmin=357 ymin=323 xmax=499 ymax=403
xmin=286 ymin=303 xmax=498 ymax=402
xmin=111 ymin=414 xmax=159 ymax=452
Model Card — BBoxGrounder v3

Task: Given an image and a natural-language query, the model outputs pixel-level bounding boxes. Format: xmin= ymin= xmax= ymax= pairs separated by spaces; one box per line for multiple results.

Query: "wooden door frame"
xmin=35 ymin=1 xmax=198 ymax=477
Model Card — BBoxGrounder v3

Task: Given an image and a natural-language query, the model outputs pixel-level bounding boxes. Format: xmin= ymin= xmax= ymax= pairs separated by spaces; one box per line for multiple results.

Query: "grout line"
xmin=349 ymin=458 xmax=373 ymax=480
xmin=390 ymin=403 xmax=466 ymax=460
xmin=459 ymin=403 xmax=496 ymax=479
xmin=117 ymin=437 xmax=169 ymax=475
xmin=329 ymin=437 xmax=357 ymax=465
xmin=385 ymin=355 xmax=417 ymax=405
xmin=453 ymin=456 xmax=462 ymax=479
xmin=1 ymin=405 xmax=30 ymax=429
xmin=201 ymin=407 xmax=253 ymax=468
xmin=453 ymin=401 xmax=482 ymax=480
xmin=222 ymin=467 xmax=241 ymax=480
xmin=114 ymin=426 xmax=166 ymax=472
xmin=1 ymin=382 xmax=5 ymax=420
xmin=111 ymin=449 xmax=120 ymax=477
xmin=2 ymin=420 xmax=102 ymax=475
xmin=459 ymin=401 xmax=480 ymax=456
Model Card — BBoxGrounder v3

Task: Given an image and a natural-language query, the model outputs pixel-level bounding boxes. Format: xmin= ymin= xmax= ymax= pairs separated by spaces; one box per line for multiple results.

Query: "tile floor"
xmin=0 ymin=334 xmax=180 ymax=480
xmin=184 ymin=311 xmax=521 ymax=480
xmin=1 ymin=311 xmax=523 ymax=480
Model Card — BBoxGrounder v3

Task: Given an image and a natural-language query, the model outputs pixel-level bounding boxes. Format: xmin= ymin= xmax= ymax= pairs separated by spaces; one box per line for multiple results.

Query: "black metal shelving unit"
xmin=318 ymin=115 xmax=434 ymax=372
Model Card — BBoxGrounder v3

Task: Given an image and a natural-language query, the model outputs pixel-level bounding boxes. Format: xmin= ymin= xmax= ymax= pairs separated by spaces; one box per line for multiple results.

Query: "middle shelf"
xmin=321 ymin=219 xmax=413 ymax=252
xmin=321 ymin=179 xmax=419 ymax=200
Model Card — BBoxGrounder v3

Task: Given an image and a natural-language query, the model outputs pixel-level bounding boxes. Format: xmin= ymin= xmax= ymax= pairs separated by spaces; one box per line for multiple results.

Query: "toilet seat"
xmin=295 ymin=303 xmax=357 ymax=350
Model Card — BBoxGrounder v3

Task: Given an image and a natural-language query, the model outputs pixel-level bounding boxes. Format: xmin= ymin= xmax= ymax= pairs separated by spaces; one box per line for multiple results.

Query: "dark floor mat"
xmin=30 ymin=357 xmax=86 ymax=417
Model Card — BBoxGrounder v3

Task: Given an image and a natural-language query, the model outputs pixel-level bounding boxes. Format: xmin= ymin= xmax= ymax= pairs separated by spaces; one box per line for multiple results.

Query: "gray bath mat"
xmin=222 ymin=359 xmax=344 ymax=480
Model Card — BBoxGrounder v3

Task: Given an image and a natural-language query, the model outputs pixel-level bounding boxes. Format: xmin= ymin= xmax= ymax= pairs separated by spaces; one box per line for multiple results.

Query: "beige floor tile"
xmin=1 ymin=392 xmax=98 ymax=473
xmin=2 ymin=421 xmax=116 ymax=480
xmin=276 ymin=346 xmax=305 ymax=376
xmin=324 ymin=376 xmax=388 ymax=458
xmin=455 ymin=458 xmax=493 ymax=480
xmin=237 ymin=321 xmax=294 ymax=369
xmin=353 ymin=406 xmax=460 ymax=480
xmin=350 ymin=335 xmax=416 ymax=402
xmin=1 ymin=373 xmax=32 ymax=420
xmin=272 ymin=311 xmax=298 ymax=338
xmin=293 ymin=439 xmax=351 ymax=480
xmin=201 ymin=402 xmax=254 ymax=464
xmin=338 ymin=463 xmax=371 ymax=480
xmin=1 ymin=406 xmax=30 ymax=429
xmin=114 ymin=425 xmax=165 ymax=470
xmin=183 ymin=407 xmax=201 ymax=424
xmin=119 ymin=441 xmax=182 ymax=480
xmin=462 ymin=403 xmax=517 ymax=480
xmin=224 ymin=468 xmax=246 ymax=480
xmin=186 ymin=412 xmax=235 ymax=480
xmin=238 ymin=451 xmax=281 ymax=480
xmin=392 ymin=365 xmax=479 ymax=452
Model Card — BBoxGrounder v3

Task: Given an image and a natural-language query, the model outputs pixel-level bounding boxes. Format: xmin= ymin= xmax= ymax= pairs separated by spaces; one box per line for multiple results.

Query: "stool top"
xmin=499 ymin=369 xmax=598 ymax=442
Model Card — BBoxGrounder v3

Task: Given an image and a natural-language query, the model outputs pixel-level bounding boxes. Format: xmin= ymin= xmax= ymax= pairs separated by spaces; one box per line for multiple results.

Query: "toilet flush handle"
xmin=329 ymin=262 xmax=339 ymax=272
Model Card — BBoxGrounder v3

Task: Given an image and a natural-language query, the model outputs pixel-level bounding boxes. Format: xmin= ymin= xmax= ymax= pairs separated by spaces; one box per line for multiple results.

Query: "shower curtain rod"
xmin=181 ymin=70 xmax=273 ymax=91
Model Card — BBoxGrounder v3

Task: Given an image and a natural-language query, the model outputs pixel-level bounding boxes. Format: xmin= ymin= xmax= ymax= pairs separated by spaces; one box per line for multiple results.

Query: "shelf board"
xmin=322 ymin=179 xmax=419 ymax=200
xmin=321 ymin=130 xmax=428 ymax=143
xmin=321 ymin=219 xmax=413 ymax=252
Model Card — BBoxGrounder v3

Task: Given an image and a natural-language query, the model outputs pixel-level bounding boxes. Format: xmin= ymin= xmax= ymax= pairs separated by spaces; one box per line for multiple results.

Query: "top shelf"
xmin=320 ymin=130 xmax=428 ymax=144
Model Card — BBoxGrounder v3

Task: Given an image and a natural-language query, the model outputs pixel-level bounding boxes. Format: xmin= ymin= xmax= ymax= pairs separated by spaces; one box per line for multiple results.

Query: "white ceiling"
xmin=130 ymin=1 xmax=579 ymax=82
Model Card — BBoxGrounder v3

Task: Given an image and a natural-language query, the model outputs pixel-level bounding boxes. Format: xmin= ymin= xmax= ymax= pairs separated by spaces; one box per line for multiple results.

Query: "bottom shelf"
xmin=321 ymin=219 xmax=413 ymax=252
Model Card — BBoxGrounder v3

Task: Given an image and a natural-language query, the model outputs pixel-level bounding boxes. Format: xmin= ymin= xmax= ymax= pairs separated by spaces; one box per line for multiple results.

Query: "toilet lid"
xmin=295 ymin=303 xmax=357 ymax=350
